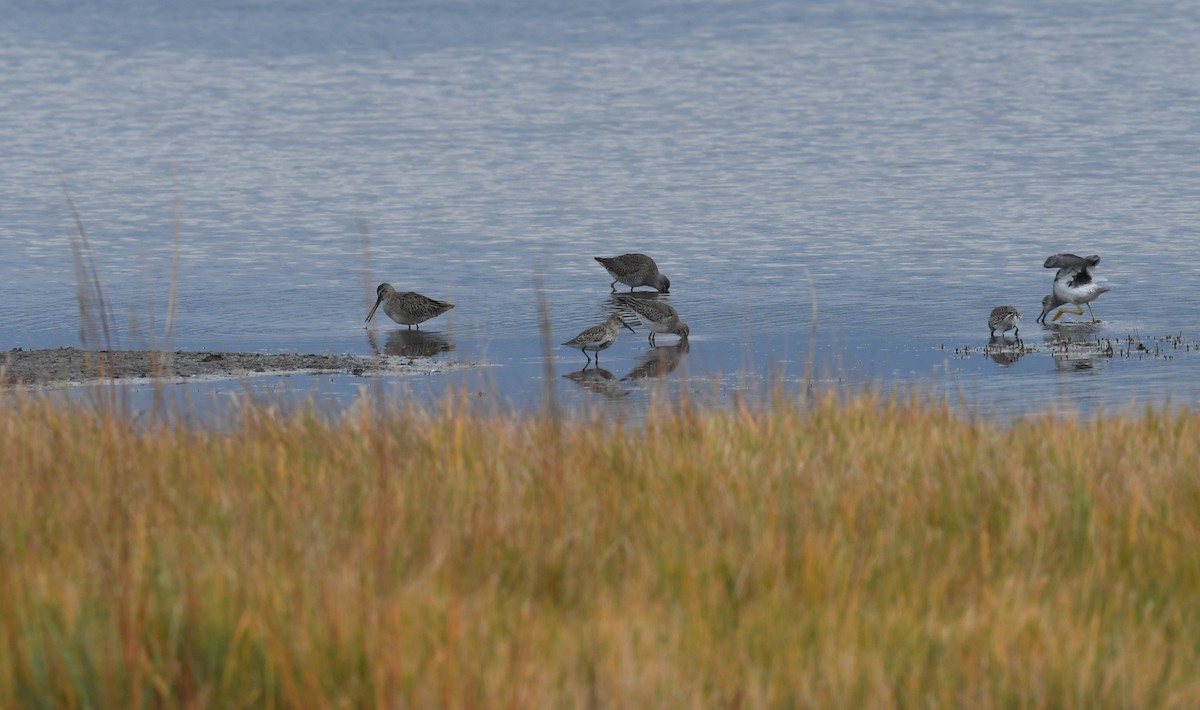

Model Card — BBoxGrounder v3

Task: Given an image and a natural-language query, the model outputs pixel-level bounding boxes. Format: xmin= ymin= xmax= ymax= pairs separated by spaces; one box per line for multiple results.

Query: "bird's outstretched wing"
xmin=1044 ymin=253 xmax=1101 ymax=285
xmin=1044 ymin=253 xmax=1100 ymax=270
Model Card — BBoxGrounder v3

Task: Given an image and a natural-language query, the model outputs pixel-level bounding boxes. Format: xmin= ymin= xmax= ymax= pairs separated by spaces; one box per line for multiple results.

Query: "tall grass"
xmin=1 ymin=390 xmax=1199 ymax=707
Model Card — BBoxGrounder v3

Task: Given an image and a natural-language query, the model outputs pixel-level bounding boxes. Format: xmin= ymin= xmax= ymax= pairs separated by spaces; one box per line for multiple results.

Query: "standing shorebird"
xmin=365 ymin=283 xmax=454 ymax=330
xmin=619 ymin=295 xmax=690 ymax=345
xmin=594 ymin=253 xmax=671 ymax=292
xmin=1041 ymin=253 xmax=1109 ymax=323
xmin=988 ymin=305 xmax=1021 ymax=339
xmin=562 ymin=313 xmax=636 ymax=364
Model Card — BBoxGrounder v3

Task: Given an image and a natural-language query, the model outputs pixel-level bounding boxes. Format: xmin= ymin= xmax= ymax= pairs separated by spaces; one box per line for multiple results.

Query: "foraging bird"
xmin=619 ymin=295 xmax=690 ymax=345
xmin=1035 ymin=293 xmax=1067 ymax=325
xmin=562 ymin=313 xmax=636 ymax=364
xmin=988 ymin=305 xmax=1021 ymax=338
xmin=365 ymin=283 xmax=454 ymax=330
xmin=594 ymin=253 xmax=670 ymax=292
xmin=1041 ymin=253 xmax=1109 ymax=323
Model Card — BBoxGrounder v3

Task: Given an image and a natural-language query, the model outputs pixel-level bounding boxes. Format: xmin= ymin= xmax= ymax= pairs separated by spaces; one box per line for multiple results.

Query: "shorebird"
xmin=594 ymin=253 xmax=670 ymax=292
xmin=562 ymin=313 xmax=636 ymax=364
xmin=365 ymin=283 xmax=454 ymax=330
xmin=988 ymin=305 xmax=1021 ymax=338
xmin=619 ymin=295 xmax=690 ymax=345
xmin=1041 ymin=253 xmax=1109 ymax=323
xmin=1035 ymin=293 xmax=1067 ymax=324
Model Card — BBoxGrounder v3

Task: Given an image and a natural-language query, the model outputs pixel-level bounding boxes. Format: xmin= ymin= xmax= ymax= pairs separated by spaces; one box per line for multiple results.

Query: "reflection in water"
xmin=563 ymin=366 xmax=628 ymax=399
xmin=985 ymin=336 xmax=1025 ymax=367
xmin=1042 ymin=324 xmax=1113 ymax=373
xmin=367 ymin=329 xmax=454 ymax=358
xmin=1042 ymin=320 xmax=1106 ymax=338
xmin=624 ymin=340 xmax=690 ymax=381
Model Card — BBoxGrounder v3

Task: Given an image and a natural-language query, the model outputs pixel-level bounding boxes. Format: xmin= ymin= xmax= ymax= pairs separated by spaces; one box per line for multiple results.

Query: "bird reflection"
xmin=985 ymin=336 xmax=1024 ymax=367
xmin=624 ymin=340 xmax=690 ymax=381
xmin=1044 ymin=328 xmax=1111 ymax=372
xmin=367 ymin=328 xmax=454 ymax=358
xmin=563 ymin=365 xmax=628 ymax=399
xmin=1040 ymin=320 xmax=1105 ymax=337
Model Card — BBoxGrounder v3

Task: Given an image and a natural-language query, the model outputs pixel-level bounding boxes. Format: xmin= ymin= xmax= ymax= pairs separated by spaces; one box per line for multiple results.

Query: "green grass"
xmin=1 ymin=389 xmax=1199 ymax=707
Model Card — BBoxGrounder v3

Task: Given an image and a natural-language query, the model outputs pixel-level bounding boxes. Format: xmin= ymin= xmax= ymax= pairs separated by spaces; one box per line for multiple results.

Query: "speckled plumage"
xmin=621 ymin=296 xmax=690 ymax=345
xmin=987 ymin=305 xmax=1020 ymax=338
xmin=365 ymin=283 xmax=454 ymax=330
xmin=562 ymin=313 xmax=635 ymax=364
xmin=594 ymin=253 xmax=670 ymax=292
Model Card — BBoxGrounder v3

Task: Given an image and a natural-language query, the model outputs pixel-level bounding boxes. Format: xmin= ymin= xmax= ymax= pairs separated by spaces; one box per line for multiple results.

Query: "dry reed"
xmin=1 ymin=390 xmax=1199 ymax=708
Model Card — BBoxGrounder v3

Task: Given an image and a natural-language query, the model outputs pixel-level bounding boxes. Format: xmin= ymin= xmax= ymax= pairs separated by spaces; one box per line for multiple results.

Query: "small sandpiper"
xmin=365 ymin=283 xmax=454 ymax=330
xmin=562 ymin=313 xmax=636 ymax=364
xmin=619 ymin=295 xmax=690 ymax=345
xmin=1041 ymin=253 xmax=1110 ymax=323
xmin=987 ymin=305 xmax=1021 ymax=338
xmin=594 ymin=253 xmax=670 ymax=292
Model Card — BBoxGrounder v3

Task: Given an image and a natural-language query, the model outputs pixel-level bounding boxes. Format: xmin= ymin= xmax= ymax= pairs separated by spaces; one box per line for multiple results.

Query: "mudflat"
xmin=2 ymin=347 xmax=462 ymax=386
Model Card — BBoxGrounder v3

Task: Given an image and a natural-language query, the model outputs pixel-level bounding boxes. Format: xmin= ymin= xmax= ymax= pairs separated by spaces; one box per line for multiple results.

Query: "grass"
xmin=1 ymin=388 xmax=1199 ymax=708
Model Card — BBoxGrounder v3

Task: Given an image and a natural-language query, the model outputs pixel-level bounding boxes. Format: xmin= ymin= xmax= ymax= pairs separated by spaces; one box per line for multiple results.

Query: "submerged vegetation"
xmin=1 ymin=389 xmax=1199 ymax=707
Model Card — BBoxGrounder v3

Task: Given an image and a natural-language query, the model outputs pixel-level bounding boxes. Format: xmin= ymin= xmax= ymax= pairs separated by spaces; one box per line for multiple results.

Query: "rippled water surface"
xmin=4 ymin=0 xmax=1200 ymax=416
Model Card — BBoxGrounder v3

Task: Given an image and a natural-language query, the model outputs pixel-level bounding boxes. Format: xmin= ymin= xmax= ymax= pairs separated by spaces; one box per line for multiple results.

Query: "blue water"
xmin=3 ymin=0 xmax=1200 ymax=417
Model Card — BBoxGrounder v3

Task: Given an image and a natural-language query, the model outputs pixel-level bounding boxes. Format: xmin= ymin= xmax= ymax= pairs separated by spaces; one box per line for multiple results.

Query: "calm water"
xmin=3 ymin=0 xmax=1200 ymax=417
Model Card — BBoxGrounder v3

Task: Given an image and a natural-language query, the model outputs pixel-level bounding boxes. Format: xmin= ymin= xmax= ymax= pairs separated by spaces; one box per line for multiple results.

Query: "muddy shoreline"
xmin=2 ymin=347 xmax=467 ymax=386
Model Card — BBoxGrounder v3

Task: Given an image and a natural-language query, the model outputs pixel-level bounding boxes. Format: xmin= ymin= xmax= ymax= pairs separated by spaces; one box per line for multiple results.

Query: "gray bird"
xmin=1035 ymin=293 xmax=1067 ymax=324
xmin=620 ymin=295 xmax=690 ymax=345
xmin=562 ymin=313 xmax=636 ymax=364
xmin=365 ymin=283 xmax=454 ymax=330
xmin=594 ymin=253 xmax=671 ymax=292
xmin=1040 ymin=253 xmax=1109 ymax=323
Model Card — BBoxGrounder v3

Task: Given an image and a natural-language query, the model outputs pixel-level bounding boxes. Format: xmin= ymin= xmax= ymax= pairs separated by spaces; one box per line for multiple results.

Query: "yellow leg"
xmin=1051 ymin=304 xmax=1085 ymax=322
xmin=1086 ymin=303 xmax=1099 ymax=322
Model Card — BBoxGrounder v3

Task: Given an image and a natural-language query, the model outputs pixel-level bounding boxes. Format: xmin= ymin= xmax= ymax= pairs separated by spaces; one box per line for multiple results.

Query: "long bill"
xmin=366 ymin=294 xmax=384 ymax=323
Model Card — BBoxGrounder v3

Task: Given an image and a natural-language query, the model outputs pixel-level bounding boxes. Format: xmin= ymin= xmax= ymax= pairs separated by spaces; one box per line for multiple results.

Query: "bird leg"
xmin=610 ymin=280 xmax=617 ymax=292
xmin=1051 ymin=304 xmax=1085 ymax=322
xmin=1086 ymin=303 xmax=1099 ymax=322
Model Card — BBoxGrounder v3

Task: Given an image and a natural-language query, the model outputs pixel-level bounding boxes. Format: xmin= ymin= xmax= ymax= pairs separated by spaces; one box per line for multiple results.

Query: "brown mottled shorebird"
xmin=562 ymin=313 xmax=636 ymax=364
xmin=987 ymin=305 xmax=1020 ymax=338
xmin=365 ymin=283 xmax=454 ymax=330
xmin=594 ymin=253 xmax=670 ymax=292
xmin=620 ymin=295 xmax=690 ymax=345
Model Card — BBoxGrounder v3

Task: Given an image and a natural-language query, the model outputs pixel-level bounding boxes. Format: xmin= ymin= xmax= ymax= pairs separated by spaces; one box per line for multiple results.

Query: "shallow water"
xmin=3 ymin=0 xmax=1200 ymax=417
